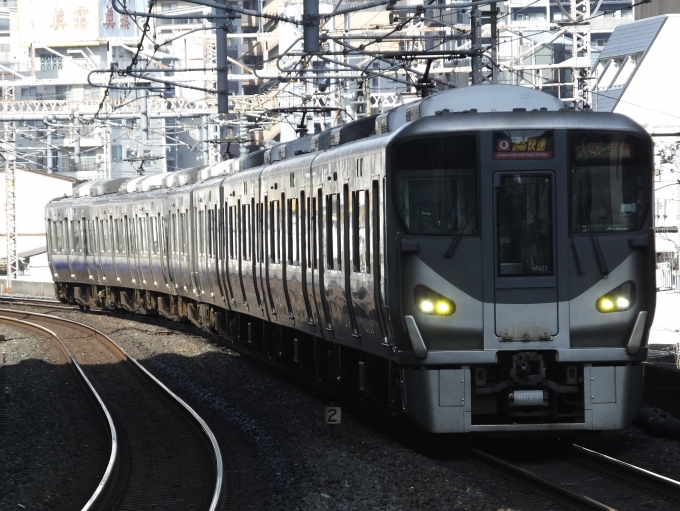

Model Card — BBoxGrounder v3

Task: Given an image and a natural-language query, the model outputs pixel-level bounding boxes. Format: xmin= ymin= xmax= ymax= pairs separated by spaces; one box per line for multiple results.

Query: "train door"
xmin=226 ymin=192 xmax=245 ymax=308
xmin=218 ymin=189 xmax=235 ymax=306
xmin=493 ymin=171 xmax=558 ymax=342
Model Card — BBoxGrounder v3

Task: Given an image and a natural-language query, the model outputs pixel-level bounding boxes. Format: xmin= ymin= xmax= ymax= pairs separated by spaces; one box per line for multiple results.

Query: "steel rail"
xmin=470 ymin=447 xmax=616 ymax=511
xmin=0 ymin=308 xmax=224 ymax=511
xmin=571 ymin=444 xmax=680 ymax=499
xmin=0 ymin=315 xmax=119 ymax=511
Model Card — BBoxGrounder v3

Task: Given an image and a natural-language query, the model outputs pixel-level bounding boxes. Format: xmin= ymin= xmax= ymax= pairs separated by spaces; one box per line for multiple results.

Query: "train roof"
xmin=389 ymin=108 xmax=649 ymax=142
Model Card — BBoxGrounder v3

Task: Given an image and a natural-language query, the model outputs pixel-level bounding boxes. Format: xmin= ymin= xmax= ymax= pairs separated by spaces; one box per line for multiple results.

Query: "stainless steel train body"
xmin=47 ymin=85 xmax=656 ymax=434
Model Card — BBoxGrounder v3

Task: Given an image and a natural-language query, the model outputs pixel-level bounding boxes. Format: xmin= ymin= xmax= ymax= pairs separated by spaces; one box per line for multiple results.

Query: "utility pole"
xmin=3 ymin=85 xmax=17 ymax=290
xmin=303 ymin=0 xmax=320 ymax=53
xmin=140 ymin=89 xmax=149 ymax=143
xmin=570 ymin=0 xmax=591 ymax=108
xmin=470 ymin=7 xmax=483 ymax=85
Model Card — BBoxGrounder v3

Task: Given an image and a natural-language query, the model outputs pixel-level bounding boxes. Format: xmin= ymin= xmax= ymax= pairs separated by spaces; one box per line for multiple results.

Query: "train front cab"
xmin=390 ymin=113 xmax=655 ymax=433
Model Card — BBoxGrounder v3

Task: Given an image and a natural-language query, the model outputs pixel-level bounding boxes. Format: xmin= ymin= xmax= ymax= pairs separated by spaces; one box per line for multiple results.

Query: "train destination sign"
xmin=494 ymin=130 xmax=554 ymax=160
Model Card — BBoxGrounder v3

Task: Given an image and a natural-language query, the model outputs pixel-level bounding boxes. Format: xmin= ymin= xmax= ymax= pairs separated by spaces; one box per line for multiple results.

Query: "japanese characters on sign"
xmin=18 ymin=1 xmax=136 ymax=46
xmin=574 ymin=142 xmax=632 ymax=160
xmin=493 ymin=131 xmax=554 ymax=160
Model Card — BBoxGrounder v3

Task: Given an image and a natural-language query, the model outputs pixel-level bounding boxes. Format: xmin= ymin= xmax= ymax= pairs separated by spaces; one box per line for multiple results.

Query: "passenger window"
xmin=86 ymin=220 xmax=96 ymax=255
xmin=138 ymin=216 xmax=147 ymax=254
xmin=198 ymin=209 xmax=205 ymax=256
xmin=128 ymin=217 xmax=136 ymax=254
xmin=100 ymin=219 xmax=110 ymax=254
xmin=287 ymin=198 xmax=299 ymax=266
xmin=228 ymin=206 xmax=235 ymax=260
xmin=71 ymin=219 xmax=81 ymax=253
xmin=270 ymin=200 xmax=280 ymax=264
xmin=151 ymin=215 xmax=159 ymax=255
xmin=326 ymin=194 xmax=341 ymax=270
xmin=180 ymin=213 xmax=187 ymax=255
xmin=171 ymin=214 xmax=178 ymax=254
xmin=352 ymin=190 xmax=370 ymax=273
xmin=242 ymin=203 xmax=251 ymax=261
xmin=115 ymin=218 xmax=125 ymax=254
xmin=55 ymin=221 xmax=64 ymax=253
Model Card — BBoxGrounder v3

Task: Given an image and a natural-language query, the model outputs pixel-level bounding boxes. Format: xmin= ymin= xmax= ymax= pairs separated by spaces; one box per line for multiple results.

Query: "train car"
xmin=47 ymin=84 xmax=656 ymax=434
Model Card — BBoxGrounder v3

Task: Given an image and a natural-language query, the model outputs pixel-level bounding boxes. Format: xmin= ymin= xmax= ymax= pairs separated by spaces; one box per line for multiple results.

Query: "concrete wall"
xmin=0 ymin=279 xmax=55 ymax=298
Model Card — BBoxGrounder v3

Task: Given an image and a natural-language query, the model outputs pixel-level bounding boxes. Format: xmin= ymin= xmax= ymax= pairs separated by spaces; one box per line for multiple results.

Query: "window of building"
xmin=40 ymin=54 xmax=63 ymax=71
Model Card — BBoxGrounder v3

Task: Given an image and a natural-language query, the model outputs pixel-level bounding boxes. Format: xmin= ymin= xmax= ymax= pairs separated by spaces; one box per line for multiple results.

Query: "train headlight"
xmin=415 ymin=285 xmax=455 ymax=316
xmin=596 ymin=282 xmax=635 ymax=313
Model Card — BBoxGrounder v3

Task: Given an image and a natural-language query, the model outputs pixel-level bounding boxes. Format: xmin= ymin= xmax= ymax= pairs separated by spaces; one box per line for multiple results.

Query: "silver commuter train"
xmin=46 ymin=84 xmax=656 ymax=434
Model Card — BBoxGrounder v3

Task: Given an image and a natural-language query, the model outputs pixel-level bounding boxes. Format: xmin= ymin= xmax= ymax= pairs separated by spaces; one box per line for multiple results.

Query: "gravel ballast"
xmin=4 ymin=305 xmax=680 ymax=511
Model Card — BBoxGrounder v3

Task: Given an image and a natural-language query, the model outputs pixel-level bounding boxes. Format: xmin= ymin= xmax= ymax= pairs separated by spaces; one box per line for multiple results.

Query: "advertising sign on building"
xmin=18 ymin=0 xmax=138 ymax=47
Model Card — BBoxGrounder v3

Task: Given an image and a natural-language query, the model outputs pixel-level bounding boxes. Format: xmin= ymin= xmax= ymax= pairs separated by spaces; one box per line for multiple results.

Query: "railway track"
xmin=472 ymin=442 xmax=680 ymax=510
xmin=0 ymin=308 xmax=223 ymax=511
xmin=6 ymin=297 xmax=679 ymax=510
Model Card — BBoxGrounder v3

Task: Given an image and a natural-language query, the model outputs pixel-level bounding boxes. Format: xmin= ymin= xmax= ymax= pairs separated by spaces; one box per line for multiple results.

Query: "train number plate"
xmin=512 ymin=390 xmax=544 ymax=406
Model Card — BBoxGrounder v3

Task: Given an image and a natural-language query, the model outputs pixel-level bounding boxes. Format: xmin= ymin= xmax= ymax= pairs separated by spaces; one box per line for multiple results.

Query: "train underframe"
xmin=57 ymin=281 xmax=644 ymax=435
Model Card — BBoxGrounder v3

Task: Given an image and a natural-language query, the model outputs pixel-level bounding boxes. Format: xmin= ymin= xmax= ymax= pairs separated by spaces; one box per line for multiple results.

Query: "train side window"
xmin=100 ymin=219 xmax=110 ymax=254
xmin=255 ymin=202 xmax=262 ymax=263
xmin=86 ymin=220 xmax=96 ymax=255
xmin=300 ymin=193 xmax=306 ymax=269
xmin=114 ymin=218 xmax=125 ymax=254
xmin=325 ymin=195 xmax=333 ymax=269
xmin=180 ymin=212 xmax=188 ymax=255
xmin=242 ymin=202 xmax=251 ymax=261
xmin=198 ymin=209 xmax=205 ymax=256
xmin=55 ymin=220 xmax=64 ymax=253
xmin=47 ymin=220 xmax=54 ymax=253
xmin=228 ymin=206 xmax=235 ymax=260
xmin=351 ymin=190 xmax=370 ymax=273
xmin=151 ymin=215 xmax=159 ymax=255
xmin=287 ymin=197 xmax=299 ymax=266
xmin=128 ymin=216 xmax=136 ymax=255
xmin=138 ymin=216 xmax=147 ymax=254
xmin=270 ymin=199 xmax=280 ymax=264
xmin=207 ymin=209 xmax=213 ymax=258
xmin=351 ymin=191 xmax=370 ymax=273
xmin=171 ymin=213 xmax=178 ymax=254
xmin=71 ymin=219 xmax=82 ymax=253
xmin=334 ymin=194 xmax=342 ymax=270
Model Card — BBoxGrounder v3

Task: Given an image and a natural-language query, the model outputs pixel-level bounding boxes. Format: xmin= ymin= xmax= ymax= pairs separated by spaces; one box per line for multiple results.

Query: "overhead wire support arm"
xmin=387 ymin=0 xmax=496 ymax=10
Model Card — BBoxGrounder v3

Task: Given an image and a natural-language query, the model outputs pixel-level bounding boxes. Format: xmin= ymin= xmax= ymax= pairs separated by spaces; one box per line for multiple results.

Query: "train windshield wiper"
xmin=581 ymin=206 xmax=609 ymax=276
xmin=444 ymin=216 xmax=469 ymax=258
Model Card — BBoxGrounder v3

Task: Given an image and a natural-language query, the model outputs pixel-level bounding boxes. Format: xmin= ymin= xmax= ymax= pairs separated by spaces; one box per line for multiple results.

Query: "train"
xmin=46 ymin=84 xmax=656 ymax=434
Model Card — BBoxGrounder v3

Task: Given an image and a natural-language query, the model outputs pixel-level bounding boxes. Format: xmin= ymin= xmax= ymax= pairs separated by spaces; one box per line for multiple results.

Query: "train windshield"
xmin=570 ymin=133 xmax=649 ymax=233
xmin=392 ymin=135 xmax=477 ymax=236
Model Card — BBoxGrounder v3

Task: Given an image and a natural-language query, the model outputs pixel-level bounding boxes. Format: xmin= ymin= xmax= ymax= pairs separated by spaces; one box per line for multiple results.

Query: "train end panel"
xmin=401 ymin=363 xmax=643 ymax=434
